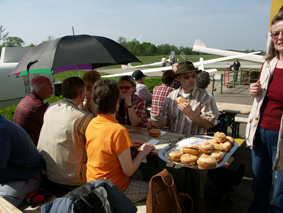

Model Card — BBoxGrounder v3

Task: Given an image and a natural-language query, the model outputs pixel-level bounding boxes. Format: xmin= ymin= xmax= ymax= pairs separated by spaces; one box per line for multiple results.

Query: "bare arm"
xmin=118 ymin=143 xmax=155 ymax=177
xmin=121 ymin=93 xmax=142 ymax=127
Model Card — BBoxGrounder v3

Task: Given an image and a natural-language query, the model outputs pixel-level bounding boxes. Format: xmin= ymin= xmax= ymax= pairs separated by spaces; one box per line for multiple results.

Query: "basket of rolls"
xmin=158 ymin=132 xmax=238 ymax=170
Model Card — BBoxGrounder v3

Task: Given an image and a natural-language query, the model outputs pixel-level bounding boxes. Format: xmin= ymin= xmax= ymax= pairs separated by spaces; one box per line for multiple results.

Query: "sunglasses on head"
xmin=119 ymin=86 xmax=132 ymax=90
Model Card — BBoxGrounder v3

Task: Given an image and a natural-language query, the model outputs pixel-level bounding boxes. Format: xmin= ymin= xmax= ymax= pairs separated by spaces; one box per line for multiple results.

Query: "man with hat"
xmin=148 ymin=61 xmax=219 ymax=213
xmin=132 ymin=70 xmax=152 ymax=105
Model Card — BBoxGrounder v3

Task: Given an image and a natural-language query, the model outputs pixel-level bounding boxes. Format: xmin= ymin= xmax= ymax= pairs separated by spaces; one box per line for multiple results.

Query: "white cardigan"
xmin=246 ymin=57 xmax=283 ymax=171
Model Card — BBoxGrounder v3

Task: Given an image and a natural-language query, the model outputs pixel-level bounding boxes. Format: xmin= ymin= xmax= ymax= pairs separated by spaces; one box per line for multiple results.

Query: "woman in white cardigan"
xmin=246 ymin=11 xmax=283 ymax=213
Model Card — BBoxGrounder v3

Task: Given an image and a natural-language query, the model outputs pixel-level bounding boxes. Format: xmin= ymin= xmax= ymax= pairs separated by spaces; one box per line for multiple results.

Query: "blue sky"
xmin=1 ymin=0 xmax=271 ymax=51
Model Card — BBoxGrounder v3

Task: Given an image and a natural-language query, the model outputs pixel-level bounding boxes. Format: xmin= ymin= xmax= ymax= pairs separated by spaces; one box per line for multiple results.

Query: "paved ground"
xmin=101 ymin=67 xmax=255 ymax=213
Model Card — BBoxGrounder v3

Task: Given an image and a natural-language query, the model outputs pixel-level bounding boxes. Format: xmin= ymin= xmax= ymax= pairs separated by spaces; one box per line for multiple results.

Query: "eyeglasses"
xmin=119 ymin=86 xmax=132 ymax=90
xmin=271 ymin=31 xmax=283 ymax=40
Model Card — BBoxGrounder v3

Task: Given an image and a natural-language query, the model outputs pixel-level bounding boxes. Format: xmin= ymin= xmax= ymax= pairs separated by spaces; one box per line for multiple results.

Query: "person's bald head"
xmin=31 ymin=76 xmax=53 ymax=100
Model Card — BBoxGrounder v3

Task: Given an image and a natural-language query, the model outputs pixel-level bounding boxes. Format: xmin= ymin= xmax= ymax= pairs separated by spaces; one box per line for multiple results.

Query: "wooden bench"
xmin=234 ymin=116 xmax=248 ymax=138
xmin=0 ymin=196 xmax=22 ymax=213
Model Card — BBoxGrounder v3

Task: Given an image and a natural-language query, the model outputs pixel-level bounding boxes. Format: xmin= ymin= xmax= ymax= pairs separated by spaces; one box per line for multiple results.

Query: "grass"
xmin=53 ymin=54 xmax=221 ymax=82
xmin=52 ymin=54 xmax=223 ymax=92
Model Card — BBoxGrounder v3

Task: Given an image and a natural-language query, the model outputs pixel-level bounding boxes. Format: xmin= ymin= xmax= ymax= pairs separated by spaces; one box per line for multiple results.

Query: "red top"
xmin=260 ymin=67 xmax=283 ymax=130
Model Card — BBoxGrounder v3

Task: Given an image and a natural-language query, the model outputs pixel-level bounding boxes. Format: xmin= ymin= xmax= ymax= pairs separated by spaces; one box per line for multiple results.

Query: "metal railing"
xmin=212 ymin=69 xmax=260 ymax=94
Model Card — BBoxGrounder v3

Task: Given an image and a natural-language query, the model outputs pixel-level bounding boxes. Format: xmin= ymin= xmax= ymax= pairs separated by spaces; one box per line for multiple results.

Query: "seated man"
xmin=132 ymin=70 xmax=152 ymax=105
xmin=37 ymin=77 xmax=93 ymax=187
xmin=148 ymin=61 xmax=219 ymax=213
xmin=0 ymin=115 xmax=45 ymax=207
xmin=14 ymin=76 xmax=53 ymax=146
xmin=85 ymin=79 xmax=154 ymax=203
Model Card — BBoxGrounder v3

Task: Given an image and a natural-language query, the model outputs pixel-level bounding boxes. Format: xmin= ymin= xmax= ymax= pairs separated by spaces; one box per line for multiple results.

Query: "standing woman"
xmin=116 ymin=76 xmax=148 ymax=128
xmin=246 ymin=11 xmax=283 ymax=213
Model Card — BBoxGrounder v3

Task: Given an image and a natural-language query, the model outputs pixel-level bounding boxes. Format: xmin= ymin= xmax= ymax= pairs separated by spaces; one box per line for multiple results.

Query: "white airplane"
xmin=192 ymin=39 xmax=264 ymax=64
xmin=103 ymin=51 xmax=260 ymax=78
xmin=121 ymin=51 xmax=175 ymax=69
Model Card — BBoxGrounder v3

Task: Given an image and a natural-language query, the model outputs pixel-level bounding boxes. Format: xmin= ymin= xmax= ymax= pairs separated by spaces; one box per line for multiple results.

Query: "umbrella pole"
xmin=76 ymin=65 xmax=80 ymax=77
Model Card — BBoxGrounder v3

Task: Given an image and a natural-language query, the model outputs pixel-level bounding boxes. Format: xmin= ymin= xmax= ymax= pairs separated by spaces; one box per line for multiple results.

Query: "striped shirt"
xmin=159 ymin=87 xmax=219 ymax=137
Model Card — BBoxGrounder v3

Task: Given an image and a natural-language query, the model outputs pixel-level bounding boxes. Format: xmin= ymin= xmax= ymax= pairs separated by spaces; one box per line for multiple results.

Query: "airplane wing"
xmin=193 ymin=39 xmax=264 ymax=63
xmin=103 ymin=51 xmax=261 ymax=78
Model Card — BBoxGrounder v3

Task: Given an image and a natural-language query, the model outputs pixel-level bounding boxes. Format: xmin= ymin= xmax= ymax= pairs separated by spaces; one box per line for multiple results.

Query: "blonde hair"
xmin=265 ymin=11 xmax=283 ymax=61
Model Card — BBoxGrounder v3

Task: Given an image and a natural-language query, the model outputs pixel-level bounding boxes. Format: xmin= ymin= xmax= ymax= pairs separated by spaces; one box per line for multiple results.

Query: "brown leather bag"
xmin=146 ymin=169 xmax=193 ymax=213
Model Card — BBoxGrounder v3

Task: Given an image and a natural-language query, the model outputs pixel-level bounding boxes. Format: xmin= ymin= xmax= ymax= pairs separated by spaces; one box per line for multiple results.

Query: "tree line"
xmin=0 ymin=25 xmax=265 ymax=56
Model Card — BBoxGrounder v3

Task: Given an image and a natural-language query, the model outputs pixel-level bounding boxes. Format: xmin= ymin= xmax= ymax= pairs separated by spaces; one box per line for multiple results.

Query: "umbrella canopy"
xmin=11 ymin=34 xmax=141 ymax=76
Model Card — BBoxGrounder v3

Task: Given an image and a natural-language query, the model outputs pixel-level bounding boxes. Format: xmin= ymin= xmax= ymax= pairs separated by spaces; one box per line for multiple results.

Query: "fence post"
xmin=221 ymin=73 xmax=223 ymax=94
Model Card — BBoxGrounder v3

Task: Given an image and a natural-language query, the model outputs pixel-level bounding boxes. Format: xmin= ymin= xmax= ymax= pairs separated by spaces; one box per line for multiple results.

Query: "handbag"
xmin=146 ymin=169 xmax=193 ymax=213
xmin=64 ymin=182 xmax=106 ymax=213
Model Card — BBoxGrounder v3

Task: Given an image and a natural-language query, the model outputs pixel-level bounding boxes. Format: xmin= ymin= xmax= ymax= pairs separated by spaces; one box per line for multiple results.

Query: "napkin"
xmin=146 ymin=139 xmax=160 ymax=146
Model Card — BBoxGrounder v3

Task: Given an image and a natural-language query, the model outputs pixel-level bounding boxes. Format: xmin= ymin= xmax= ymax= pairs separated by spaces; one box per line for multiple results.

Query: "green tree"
xmin=138 ymin=42 xmax=157 ymax=56
xmin=125 ymin=39 xmax=140 ymax=55
xmin=28 ymin=43 xmax=36 ymax=47
xmin=2 ymin=36 xmax=25 ymax=47
xmin=118 ymin=37 xmax=127 ymax=47
xmin=0 ymin=25 xmax=9 ymax=42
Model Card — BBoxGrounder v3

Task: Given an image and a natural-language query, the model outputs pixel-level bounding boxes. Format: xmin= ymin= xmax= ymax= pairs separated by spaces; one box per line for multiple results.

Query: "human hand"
xmin=131 ymin=141 xmax=144 ymax=147
xmin=85 ymin=91 xmax=92 ymax=100
xmin=147 ymin=119 xmax=157 ymax=129
xmin=138 ymin=143 xmax=155 ymax=155
xmin=121 ymin=93 xmax=132 ymax=106
xmin=178 ymin=102 xmax=193 ymax=117
xmin=250 ymin=80 xmax=261 ymax=98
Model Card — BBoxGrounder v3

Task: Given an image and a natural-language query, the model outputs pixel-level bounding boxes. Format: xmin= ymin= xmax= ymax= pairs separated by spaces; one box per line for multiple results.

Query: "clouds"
xmin=0 ymin=0 xmax=270 ymax=51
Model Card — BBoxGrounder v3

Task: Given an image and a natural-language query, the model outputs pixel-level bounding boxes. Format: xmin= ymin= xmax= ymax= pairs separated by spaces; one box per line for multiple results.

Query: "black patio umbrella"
xmin=10 ymin=34 xmax=141 ymax=76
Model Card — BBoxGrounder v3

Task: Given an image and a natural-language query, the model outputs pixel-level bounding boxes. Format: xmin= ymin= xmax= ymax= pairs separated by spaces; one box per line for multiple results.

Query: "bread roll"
xmin=180 ymin=154 xmax=198 ymax=165
xmin=214 ymin=132 xmax=226 ymax=143
xmin=177 ymin=97 xmax=187 ymax=104
xmin=226 ymin=136 xmax=234 ymax=144
xmin=221 ymin=142 xmax=232 ymax=152
xmin=197 ymin=154 xmax=217 ymax=169
xmin=210 ymin=150 xmax=226 ymax=162
xmin=211 ymin=142 xmax=226 ymax=151
xmin=182 ymin=145 xmax=199 ymax=156
xmin=168 ymin=150 xmax=183 ymax=162
xmin=199 ymin=142 xmax=214 ymax=154
xmin=149 ymin=128 xmax=161 ymax=137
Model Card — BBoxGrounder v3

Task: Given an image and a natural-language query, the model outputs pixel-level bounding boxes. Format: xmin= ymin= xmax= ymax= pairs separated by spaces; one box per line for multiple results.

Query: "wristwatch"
xmin=127 ymin=105 xmax=133 ymax=109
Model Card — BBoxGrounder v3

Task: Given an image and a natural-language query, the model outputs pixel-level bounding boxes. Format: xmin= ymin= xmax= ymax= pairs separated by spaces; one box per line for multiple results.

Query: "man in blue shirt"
xmin=0 ymin=116 xmax=45 ymax=207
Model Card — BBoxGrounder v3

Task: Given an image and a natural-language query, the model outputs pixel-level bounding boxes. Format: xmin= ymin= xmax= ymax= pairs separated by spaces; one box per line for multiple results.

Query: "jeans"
xmin=233 ymin=69 xmax=239 ymax=82
xmin=0 ymin=172 xmax=42 ymax=207
xmin=249 ymin=127 xmax=283 ymax=213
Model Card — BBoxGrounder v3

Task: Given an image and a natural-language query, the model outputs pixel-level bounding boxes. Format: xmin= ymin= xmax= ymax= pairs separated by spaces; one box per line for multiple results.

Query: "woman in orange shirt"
xmin=85 ymin=79 xmax=154 ymax=203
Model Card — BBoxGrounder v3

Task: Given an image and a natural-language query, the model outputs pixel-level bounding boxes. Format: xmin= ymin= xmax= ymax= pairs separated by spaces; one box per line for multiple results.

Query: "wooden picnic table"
xmin=124 ymin=125 xmax=184 ymax=155
xmin=124 ymin=125 xmax=245 ymax=169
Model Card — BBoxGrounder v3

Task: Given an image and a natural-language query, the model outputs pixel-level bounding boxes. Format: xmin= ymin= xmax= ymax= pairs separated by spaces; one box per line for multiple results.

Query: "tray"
xmin=158 ymin=135 xmax=238 ymax=170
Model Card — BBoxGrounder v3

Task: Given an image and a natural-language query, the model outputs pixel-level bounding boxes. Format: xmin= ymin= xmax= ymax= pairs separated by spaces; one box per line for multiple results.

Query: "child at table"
xmin=85 ymin=79 xmax=154 ymax=203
